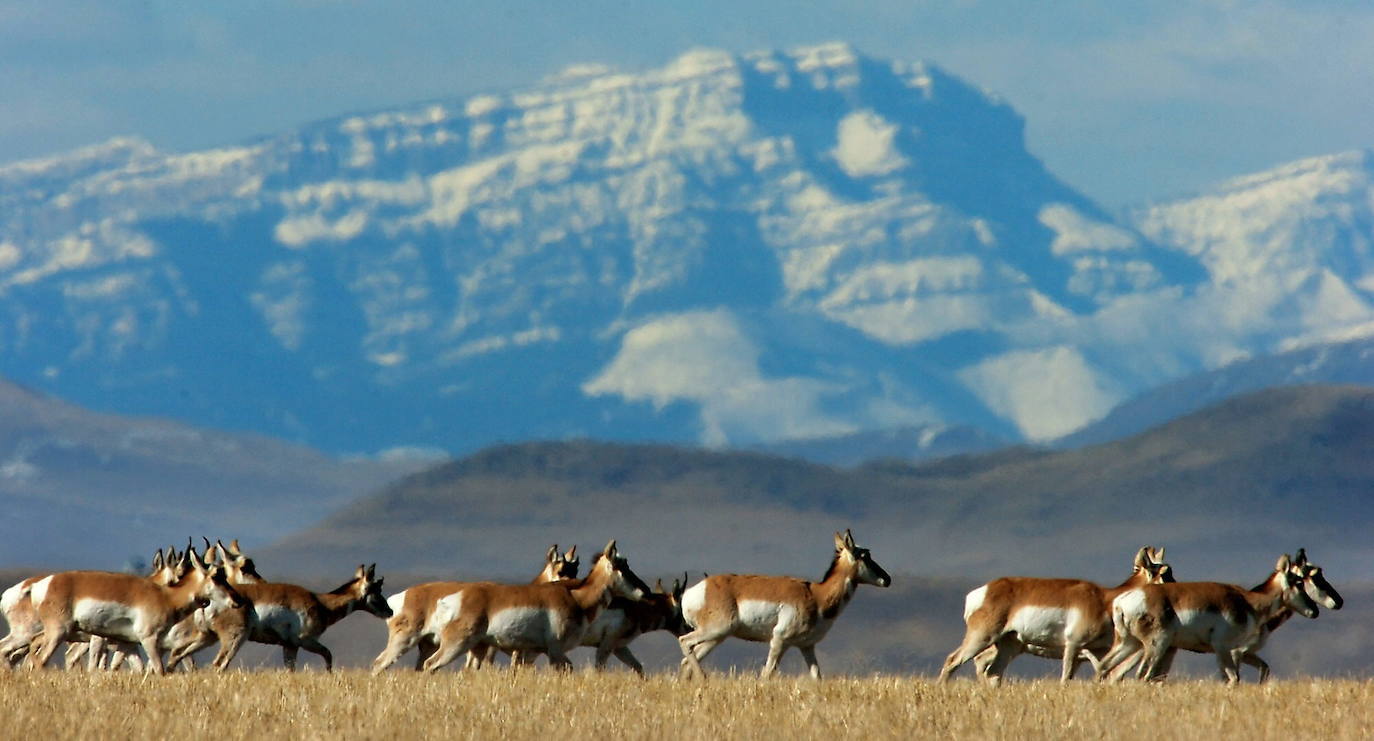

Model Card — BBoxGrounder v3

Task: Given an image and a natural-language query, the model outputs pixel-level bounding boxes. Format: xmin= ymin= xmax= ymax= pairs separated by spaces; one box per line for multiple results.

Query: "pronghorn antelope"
xmin=577 ymin=575 xmax=688 ymax=675
xmin=678 ymin=530 xmax=891 ymax=680
xmin=1097 ymin=553 xmax=1319 ymax=684
xmin=10 ymin=545 xmax=188 ymax=671
xmin=503 ymin=575 xmax=690 ymax=674
xmin=938 ymin=546 xmax=1173 ymax=684
xmin=24 ymin=548 xmax=245 ymax=675
xmin=417 ymin=539 xmax=651 ymax=673
xmin=1103 ymin=549 xmax=1341 ymax=683
xmin=370 ymin=544 xmax=580 ymax=674
xmin=216 ymin=564 xmax=391 ymax=671
xmin=68 ymin=546 xmax=195 ymax=671
xmin=159 ymin=539 xmax=267 ymax=672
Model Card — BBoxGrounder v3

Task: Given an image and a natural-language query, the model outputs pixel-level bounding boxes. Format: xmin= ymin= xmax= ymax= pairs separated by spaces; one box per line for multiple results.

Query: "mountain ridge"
xmin=1 ymin=42 xmax=1372 ymax=457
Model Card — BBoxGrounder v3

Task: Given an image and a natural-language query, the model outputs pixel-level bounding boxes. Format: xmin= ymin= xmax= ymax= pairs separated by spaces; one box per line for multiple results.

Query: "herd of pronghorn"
xmin=0 ymin=531 xmax=1343 ymax=684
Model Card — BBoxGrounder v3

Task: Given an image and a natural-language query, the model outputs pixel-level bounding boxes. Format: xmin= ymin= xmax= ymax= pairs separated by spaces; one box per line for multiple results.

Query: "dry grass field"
xmin=2 ymin=670 xmax=1371 ymax=740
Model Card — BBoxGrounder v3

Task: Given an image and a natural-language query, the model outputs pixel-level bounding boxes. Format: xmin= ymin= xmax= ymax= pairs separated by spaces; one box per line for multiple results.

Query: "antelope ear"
xmin=833 ymin=531 xmax=847 ymax=551
xmin=546 ymin=544 xmax=559 ymax=562
xmin=152 ymin=549 xmax=164 ymax=570
xmin=603 ymin=539 xmax=617 ymax=558
xmin=564 ymin=545 xmax=577 ymax=561
xmin=1276 ymin=554 xmax=1292 ymax=572
xmin=1155 ymin=547 xmax=1165 ymax=563
xmin=1133 ymin=547 xmax=1149 ymax=568
xmin=654 ymin=579 xmax=665 ymax=593
xmin=356 ymin=564 xmax=367 ymax=580
xmin=229 ymin=539 xmax=243 ymax=557
xmin=843 ymin=529 xmax=855 ymax=548
xmin=367 ymin=563 xmax=377 ymax=579
xmin=187 ymin=546 xmax=206 ymax=573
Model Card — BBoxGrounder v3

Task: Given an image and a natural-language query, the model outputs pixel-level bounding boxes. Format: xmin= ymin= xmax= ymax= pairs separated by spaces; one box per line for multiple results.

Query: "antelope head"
xmin=215 ymin=538 xmax=264 ymax=583
xmin=184 ymin=546 xmax=246 ymax=610
xmin=354 ymin=564 xmax=392 ymax=618
xmin=834 ymin=529 xmax=891 ymax=588
xmin=1292 ymin=548 xmax=1343 ymax=610
xmin=1133 ymin=546 xmax=1174 ymax=584
xmin=593 ymin=539 xmax=651 ymax=602
xmin=1273 ymin=553 xmax=1319 ymax=619
xmin=541 ymin=544 xmax=580 ymax=582
xmin=661 ymin=573 xmax=690 ymax=636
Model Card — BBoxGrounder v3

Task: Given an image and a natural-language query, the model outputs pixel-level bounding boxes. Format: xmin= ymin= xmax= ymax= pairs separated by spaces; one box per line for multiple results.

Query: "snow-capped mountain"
xmin=0 ymin=43 xmax=1369 ymax=455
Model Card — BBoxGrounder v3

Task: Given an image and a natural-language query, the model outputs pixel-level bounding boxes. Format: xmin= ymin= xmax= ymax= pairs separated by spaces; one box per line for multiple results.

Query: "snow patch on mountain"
xmin=583 ymin=309 xmax=862 ymax=444
xmin=958 ymin=346 xmax=1124 ymax=440
xmin=833 ymin=110 xmax=907 ymax=177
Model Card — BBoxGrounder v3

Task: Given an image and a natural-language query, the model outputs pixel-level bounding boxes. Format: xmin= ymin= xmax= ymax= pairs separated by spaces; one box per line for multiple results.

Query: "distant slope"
xmin=265 ymin=384 xmax=1374 ymax=586
xmin=1059 ymin=338 xmax=1374 ymax=447
xmin=749 ymin=423 xmax=1011 ymax=467
xmin=0 ymin=378 xmax=431 ymax=569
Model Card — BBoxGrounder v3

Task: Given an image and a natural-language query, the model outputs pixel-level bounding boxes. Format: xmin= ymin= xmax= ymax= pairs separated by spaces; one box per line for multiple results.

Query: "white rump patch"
xmin=28 ymin=576 xmax=54 ymax=607
xmin=679 ymin=581 xmax=708 ymax=630
xmin=963 ymin=585 xmax=988 ymax=622
xmin=385 ymin=590 xmax=408 ymax=619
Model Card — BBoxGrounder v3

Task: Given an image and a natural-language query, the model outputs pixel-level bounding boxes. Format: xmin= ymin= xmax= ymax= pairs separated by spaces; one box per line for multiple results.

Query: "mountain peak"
xmin=0 ymin=44 xmax=1363 ymax=456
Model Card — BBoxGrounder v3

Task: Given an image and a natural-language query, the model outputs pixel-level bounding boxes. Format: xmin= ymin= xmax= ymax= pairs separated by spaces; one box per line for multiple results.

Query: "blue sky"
xmin=3 ymin=1 xmax=1371 ymax=209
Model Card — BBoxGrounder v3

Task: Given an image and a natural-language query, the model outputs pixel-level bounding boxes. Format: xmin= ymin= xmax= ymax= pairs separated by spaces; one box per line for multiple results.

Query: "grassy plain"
xmin=2 ymin=670 xmax=1371 ymax=740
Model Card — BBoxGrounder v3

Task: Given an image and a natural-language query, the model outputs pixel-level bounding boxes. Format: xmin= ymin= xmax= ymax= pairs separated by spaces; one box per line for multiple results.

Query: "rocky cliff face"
xmin=1 ymin=43 xmax=1369 ymax=455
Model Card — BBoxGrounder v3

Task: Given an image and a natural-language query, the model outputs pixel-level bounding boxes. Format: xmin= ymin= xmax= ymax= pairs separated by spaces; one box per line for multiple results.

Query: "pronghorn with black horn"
xmin=1101 ymin=549 xmax=1340 ymax=683
xmin=678 ymin=529 xmax=890 ymax=680
xmin=214 ymin=563 xmax=390 ymax=671
xmin=371 ymin=544 xmax=579 ymax=674
xmin=1097 ymin=553 xmax=1319 ymax=684
xmin=939 ymin=546 xmax=1174 ymax=684
xmin=24 ymin=546 xmax=244 ymax=675
xmin=417 ymin=539 xmax=650 ymax=673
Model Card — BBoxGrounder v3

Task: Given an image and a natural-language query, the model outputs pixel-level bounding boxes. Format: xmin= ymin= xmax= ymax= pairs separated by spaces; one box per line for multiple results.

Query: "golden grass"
xmin=2 ymin=671 xmax=1372 ymax=740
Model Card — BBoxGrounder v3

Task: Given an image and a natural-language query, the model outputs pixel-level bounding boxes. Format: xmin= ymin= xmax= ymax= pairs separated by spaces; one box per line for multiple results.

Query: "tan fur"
xmin=159 ymin=540 xmax=266 ymax=672
xmin=1098 ymin=554 xmax=1318 ymax=684
xmin=26 ymin=556 xmax=242 ymax=675
xmin=25 ymin=547 xmax=196 ymax=672
xmin=940 ymin=546 xmax=1173 ymax=684
xmin=418 ymin=540 xmax=649 ymax=673
xmin=579 ymin=578 xmax=687 ymax=675
xmin=216 ymin=564 xmax=390 ymax=671
xmin=371 ymin=545 xmax=578 ymax=674
xmin=678 ymin=530 xmax=891 ymax=680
